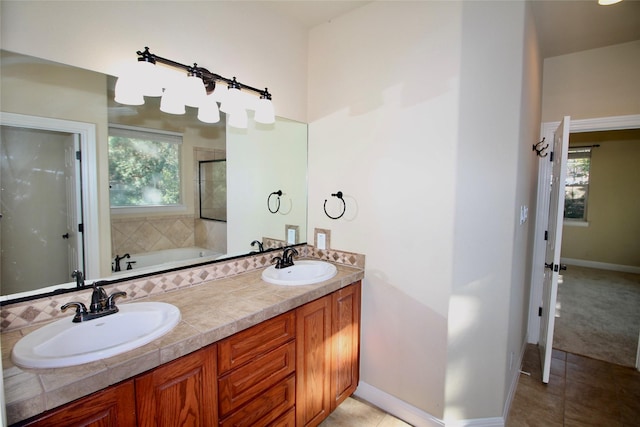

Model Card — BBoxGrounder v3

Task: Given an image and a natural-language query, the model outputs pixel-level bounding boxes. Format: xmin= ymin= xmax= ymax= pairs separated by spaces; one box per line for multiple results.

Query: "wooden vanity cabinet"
xmin=12 ymin=281 xmax=361 ymax=427
xmin=18 ymin=380 xmax=136 ymax=427
xmin=296 ymin=281 xmax=361 ymax=427
xmin=135 ymin=344 xmax=218 ymax=427
xmin=217 ymin=312 xmax=296 ymax=427
xmin=331 ymin=282 xmax=361 ymax=408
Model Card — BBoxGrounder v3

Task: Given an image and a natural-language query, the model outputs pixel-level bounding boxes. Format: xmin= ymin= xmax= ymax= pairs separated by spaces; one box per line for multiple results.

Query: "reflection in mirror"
xmin=0 ymin=49 xmax=308 ymax=304
xmin=199 ymin=160 xmax=227 ymax=221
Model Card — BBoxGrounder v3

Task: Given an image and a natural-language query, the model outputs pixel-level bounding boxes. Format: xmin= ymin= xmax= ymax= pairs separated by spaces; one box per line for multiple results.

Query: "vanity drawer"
xmin=218 ymin=341 xmax=296 ymax=416
xmin=218 ymin=311 xmax=295 ymax=375
xmin=270 ymin=407 xmax=296 ymax=427
xmin=219 ymin=375 xmax=295 ymax=427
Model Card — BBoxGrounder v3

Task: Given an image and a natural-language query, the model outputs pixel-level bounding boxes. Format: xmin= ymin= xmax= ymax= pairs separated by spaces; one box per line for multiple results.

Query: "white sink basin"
xmin=261 ymin=260 xmax=337 ymax=286
xmin=12 ymin=302 xmax=181 ymax=369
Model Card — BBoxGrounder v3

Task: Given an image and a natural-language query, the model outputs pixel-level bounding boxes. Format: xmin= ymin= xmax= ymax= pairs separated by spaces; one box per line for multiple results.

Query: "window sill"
xmin=563 ymin=220 xmax=589 ymax=227
xmin=111 ymin=205 xmax=188 ymax=216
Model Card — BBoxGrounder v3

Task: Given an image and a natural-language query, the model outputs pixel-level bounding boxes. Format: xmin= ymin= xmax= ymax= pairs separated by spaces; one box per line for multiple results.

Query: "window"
xmin=564 ymin=147 xmax=591 ymax=221
xmin=108 ymin=126 xmax=182 ymax=208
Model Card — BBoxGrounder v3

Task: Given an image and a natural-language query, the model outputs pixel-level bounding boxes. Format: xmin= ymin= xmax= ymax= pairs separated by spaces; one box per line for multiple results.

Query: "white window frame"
xmin=108 ymin=124 xmax=186 ymax=215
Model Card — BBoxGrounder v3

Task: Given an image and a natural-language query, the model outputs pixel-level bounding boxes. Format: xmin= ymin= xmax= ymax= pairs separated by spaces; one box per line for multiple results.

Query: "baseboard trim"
xmin=354 ymin=382 xmax=508 ymax=427
xmin=354 ymin=382 xmax=444 ymax=427
xmin=502 ymin=340 xmax=527 ymax=422
xmin=560 ymin=258 xmax=640 ymax=274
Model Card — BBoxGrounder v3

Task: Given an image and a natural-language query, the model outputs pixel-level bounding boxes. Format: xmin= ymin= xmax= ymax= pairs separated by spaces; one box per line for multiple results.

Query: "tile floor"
xmin=507 ymin=344 xmax=640 ymax=426
xmin=325 ymin=344 xmax=640 ymax=426
xmin=319 ymin=397 xmax=411 ymax=427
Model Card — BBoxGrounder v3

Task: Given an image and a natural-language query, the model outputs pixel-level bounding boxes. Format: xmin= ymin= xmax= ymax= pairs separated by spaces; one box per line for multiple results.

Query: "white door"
xmin=64 ymin=134 xmax=83 ymax=274
xmin=538 ymin=116 xmax=570 ymax=383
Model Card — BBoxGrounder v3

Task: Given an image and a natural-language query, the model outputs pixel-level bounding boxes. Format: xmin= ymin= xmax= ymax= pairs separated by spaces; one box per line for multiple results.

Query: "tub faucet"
xmin=113 ymin=253 xmax=130 ymax=272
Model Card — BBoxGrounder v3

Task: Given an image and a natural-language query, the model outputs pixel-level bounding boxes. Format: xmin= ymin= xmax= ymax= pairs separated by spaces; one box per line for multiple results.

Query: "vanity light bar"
xmin=138 ymin=47 xmax=271 ymax=99
xmin=115 ymin=47 xmax=275 ymax=127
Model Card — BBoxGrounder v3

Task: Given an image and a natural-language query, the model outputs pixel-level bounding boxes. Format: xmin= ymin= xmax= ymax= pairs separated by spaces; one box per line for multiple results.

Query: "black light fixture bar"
xmin=137 ymin=47 xmax=271 ymax=98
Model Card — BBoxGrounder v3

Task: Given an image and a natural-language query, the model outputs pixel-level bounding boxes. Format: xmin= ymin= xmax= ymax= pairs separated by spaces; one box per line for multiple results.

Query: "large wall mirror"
xmin=0 ymin=49 xmax=308 ymax=303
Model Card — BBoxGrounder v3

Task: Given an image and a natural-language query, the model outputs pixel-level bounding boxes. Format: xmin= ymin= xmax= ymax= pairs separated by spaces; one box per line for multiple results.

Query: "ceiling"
xmin=266 ymin=0 xmax=640 ymax=58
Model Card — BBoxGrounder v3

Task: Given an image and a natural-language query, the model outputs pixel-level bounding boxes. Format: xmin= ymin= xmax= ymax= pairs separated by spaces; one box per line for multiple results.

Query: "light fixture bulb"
xmin=160 ymin=83 xmax=186 ymax=115
xmin=197 ymin=94 xmax=221 ymax=123
xmin=136 ymin=60 xmax=164 ymax=97
xmin=254 ymin=91 xmax=275 ymax=124
xmin=220 ymin=78 xmax=244 ymax=114
xmin=183 ymin=69 xmax=207 ymax=108
xmin=227 ymin=108 xmax=248 ymax=129
xmin=598 ymin=0 xmax=622 ymax=4
xmin=114 ymin=76 xmax=144 ymax=105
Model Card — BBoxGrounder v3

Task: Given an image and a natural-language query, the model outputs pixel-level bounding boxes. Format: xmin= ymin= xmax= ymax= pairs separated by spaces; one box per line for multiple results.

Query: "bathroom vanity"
xmin=2 ymin=254 xmax=363 ymax=427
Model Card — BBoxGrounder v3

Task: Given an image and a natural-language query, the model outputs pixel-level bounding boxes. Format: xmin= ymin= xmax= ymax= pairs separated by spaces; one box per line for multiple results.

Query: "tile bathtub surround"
xmin=0 ymin=245 xmax=365 ymax=332
xmin=110 ymin=214 xmax=196 ymax=256
xmin=2 ymin=263 xmax=363 ymax=424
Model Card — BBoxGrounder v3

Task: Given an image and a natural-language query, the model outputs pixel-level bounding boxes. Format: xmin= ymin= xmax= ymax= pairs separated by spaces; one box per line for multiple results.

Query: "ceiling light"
xmin=598 ymin=0 xmax=622 ymax=5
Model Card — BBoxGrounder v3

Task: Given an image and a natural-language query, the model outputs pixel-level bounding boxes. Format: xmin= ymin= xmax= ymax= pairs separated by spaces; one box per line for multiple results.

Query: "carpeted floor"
xmin=552 ymin=265 xmax=640 ymax=367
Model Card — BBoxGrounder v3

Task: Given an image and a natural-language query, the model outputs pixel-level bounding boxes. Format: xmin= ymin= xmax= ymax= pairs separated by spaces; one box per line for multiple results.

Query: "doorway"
xmin=0 ymin=112 xmax=100 ymax=299
xmin=553 ymin=128 xmax=640 ymax=367
xmin=528 ymin=114 xmax=640 ymax=370
xmin=1 ymin=125 xmax=82 ymax=294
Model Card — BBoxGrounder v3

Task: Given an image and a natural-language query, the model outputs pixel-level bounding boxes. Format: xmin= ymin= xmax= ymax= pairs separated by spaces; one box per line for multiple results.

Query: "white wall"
xmin=541 ymin=40 xmax=640 ymax=122
xmin=0 ymin=0 xmax=308 ymax=123
xmin=446 ymin=1 xmax=539 ymax=420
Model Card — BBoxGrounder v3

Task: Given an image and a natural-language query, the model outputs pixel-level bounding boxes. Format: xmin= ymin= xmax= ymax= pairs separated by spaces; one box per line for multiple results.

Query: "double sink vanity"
xmin=1 ymin=247 xmax=364 ymax=426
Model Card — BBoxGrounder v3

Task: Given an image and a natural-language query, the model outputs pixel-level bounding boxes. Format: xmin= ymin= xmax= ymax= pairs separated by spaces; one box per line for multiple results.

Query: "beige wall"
xmin=561 ymin=130 xmax=640 ymax=267
xmin=541 ymin=40 xmax=640 ymax=122
xmin=0 ymin=1 xmax=308 ymax=123
xmin=0 ymin=50 xmax=113 ymax=276
xmin=308 ymin=1 xmax=540 ymax=421
xmin=309 ymin=2 xmax=461 ymax=417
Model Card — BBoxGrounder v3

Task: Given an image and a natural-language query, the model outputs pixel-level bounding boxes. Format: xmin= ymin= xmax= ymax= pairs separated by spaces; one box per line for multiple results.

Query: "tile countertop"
xmin=2 ymin=262 xmax=364 ymax=425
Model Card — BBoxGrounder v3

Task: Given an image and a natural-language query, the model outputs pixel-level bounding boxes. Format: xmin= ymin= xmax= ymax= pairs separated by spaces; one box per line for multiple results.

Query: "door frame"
xmin=0 ymin=112 xmax=100 ymax=281
xmin=528 ymin=114 xmax=640 ymax=369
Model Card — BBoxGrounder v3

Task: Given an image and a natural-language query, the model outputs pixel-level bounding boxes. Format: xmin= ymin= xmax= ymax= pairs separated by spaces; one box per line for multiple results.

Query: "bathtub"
xmin=118 ymin=247 xmax=222 ymax=273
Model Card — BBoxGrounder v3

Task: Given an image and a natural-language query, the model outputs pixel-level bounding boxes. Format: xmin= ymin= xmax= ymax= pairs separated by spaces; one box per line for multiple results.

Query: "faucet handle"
xmin=61 ymin=302 xmax=88 ymax=323
xmin=107 ymin=291 xmax=127 ymax=309
xmin=271 ymin=256 xmax=284 ymax=269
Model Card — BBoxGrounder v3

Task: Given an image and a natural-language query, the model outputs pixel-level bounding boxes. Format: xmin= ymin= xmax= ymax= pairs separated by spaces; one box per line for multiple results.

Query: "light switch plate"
xmin=314 ymin=228 xmax=331 ymax=250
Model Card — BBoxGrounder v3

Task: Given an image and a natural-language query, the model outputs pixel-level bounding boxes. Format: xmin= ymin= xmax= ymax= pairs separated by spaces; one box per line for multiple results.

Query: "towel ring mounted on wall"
xmin=324 ymin=191 xmax=346 ymax=220
xmin=268 ymin=190 xmax=282 ymax=214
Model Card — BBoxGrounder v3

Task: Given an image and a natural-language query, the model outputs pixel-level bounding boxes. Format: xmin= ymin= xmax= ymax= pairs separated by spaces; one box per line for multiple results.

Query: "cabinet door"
xmin=295 ymin=295 xmax=331 ymax=427
xmin=135 ymin=345 xmax=217 ymax=427
xmin=21 ymin=380 xmax=136 ymax=427
xmin=332 ymin=281 xmax=361 ymax=409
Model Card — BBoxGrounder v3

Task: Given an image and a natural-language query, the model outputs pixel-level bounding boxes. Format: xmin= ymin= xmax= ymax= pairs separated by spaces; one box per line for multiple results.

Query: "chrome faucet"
xmin=113 ymin=253 xmax=131 ymax=272
xmin=61 ymin=281 xmax=127 ymax=323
